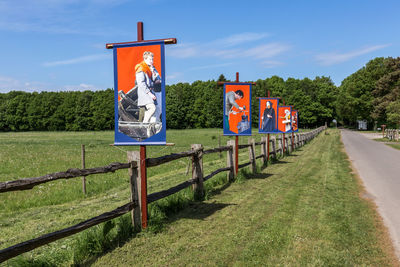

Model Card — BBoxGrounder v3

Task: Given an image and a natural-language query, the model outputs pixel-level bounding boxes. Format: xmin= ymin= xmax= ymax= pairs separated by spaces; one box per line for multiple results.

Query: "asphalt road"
xmin=341 ymin=129 xmax=400 ymax=258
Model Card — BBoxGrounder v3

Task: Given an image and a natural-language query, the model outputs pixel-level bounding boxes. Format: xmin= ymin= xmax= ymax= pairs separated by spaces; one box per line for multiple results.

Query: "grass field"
xmin=91 ymin=129 xmax=398 ymax=266
xmin=0 ymin=128 xmax=271 ymax=265
xmin=1 ymin=129 xmax=397 ymax=266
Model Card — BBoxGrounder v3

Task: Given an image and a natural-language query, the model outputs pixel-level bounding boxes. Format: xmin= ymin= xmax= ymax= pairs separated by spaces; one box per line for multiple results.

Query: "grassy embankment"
xmin=1 ymin=129 xmax=397 ymax=266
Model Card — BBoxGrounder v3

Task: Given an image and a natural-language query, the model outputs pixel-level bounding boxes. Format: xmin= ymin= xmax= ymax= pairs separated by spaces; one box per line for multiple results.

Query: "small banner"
xmin=277 ymin=105 xmax=292 ymax=133
xmin=113 ymin=41 xmax=166 ymax=145
xmin=258 ymin=97 xmax=279 ymax=133
xmin=291 ymin=110 xmax=299 ymax=132
xmin=223 ymin=83 xmax=252 ymax=136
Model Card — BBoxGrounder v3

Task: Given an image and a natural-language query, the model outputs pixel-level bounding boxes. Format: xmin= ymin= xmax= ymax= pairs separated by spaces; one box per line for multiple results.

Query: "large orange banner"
xmin=223 ymin=83 xmax=252 ymax=135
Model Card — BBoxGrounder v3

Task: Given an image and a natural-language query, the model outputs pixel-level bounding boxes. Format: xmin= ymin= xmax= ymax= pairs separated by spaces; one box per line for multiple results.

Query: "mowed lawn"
xmin=0 ymin=129 xmax=398 ymax=266
xmin=0 ymin=129 xmax=269 ymax=265
xmin=91 ymin=129 xmax=398 ymax=266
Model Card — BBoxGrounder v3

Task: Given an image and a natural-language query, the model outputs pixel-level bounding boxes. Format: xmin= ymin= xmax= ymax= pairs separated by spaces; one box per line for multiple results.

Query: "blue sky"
xmin=0 ymin=0 xmax=398 ymax=92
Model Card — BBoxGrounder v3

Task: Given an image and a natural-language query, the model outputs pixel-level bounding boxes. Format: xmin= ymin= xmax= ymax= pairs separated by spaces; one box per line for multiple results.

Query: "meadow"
xmin=0 ymin=129 xmax=396 ymax=266
xmin=0 ymin=129 xmax=270 ymax=265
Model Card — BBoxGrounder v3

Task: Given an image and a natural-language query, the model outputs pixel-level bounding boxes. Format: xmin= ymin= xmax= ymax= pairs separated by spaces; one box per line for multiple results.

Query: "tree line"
xmin=337 ymin=57 xmax=400 ymax=129
xmin=1 ymin=56 xmax=398 ymax=131
xmin=0 ymin=76 xmax=337 ymax=131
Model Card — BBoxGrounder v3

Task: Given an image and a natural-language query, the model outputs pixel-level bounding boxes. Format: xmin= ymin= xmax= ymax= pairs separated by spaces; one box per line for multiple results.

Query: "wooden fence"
xmin=0 ymin=126 xmax=326 ymax=263
xmin=385 ymin=129 xmax=400 ymax=141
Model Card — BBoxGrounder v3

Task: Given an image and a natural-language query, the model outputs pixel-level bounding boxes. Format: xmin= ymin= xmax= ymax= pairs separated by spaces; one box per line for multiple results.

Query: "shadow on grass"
xmin=273 ymin=160 xmax=290 ymax=164
xmin=206 ymin=181 xmax=233 ymax=198
xmin=247 ymin=173 xmax=273 ymax=179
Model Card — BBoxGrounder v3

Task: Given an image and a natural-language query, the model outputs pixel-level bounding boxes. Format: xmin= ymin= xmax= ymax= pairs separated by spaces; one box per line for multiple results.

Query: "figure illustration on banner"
xmin=224 ymin=90 xmax=246 ymax=130
xmin=136 ymin=51 xmax=162 ymax=123
xmin=261 ymin=101 xmax=276 ymax=132
xmin=118 ymin=49 xmax=163 ymax=141
xmin=281 ymin=109 xmax=292 ymax=132
xmin=291 ymin=111 xmax=298 ymax=132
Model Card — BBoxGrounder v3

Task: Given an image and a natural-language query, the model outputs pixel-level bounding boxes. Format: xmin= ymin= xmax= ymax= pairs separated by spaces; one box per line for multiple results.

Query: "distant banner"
xmin=291 ymin=110 xmax=298 ymax=132
xmin=223 ymin=83 xmax=252 ymax=136
xmin=277 ymin=106 xmax=292 ymax=133
xmin=258 ymin=98 xmax=279 ymax=134
xmin=113 ymin=41 xmax=166 ymax=145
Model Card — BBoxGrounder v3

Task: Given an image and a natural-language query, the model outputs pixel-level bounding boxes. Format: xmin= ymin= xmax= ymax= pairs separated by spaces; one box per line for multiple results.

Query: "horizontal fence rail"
xmin=0 ymin=162 xmax=132 ymax=193
xmin=0 ymin=126 xmax=326 ymax=263
xmin=0 ymin=202 xmax=135 ymax=263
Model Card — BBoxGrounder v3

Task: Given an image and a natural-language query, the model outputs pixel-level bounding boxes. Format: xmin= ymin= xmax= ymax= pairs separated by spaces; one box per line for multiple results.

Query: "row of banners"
xmin=112 ymin=42 xmax=298 ymax=145
xmin=223 ymin=83 xmax=298 ymax=136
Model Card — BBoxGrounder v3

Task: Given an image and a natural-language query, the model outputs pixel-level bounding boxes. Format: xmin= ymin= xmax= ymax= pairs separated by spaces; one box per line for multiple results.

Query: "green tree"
xmin=371 ymin=57 xmax=400 ymax=127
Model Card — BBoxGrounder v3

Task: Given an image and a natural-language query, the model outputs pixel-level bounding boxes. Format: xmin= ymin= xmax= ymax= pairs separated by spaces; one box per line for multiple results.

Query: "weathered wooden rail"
xmin=0 ymin=126 xmax=326 ymax=263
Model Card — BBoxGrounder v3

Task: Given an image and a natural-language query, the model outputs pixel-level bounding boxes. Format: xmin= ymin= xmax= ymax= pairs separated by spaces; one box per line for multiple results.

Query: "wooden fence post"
xmin=227 ymin=140 xmax=235 ymax=181
xmin=261 ymin=136 xmax=267 ymax=165
xmin=191 ymin=144 xmax=204 ymax=200
xmin=271 ymin=136 xmax=276 ymax=159
xmin=248 ymin=138 xmax=256 ymax=173
xmin=127 ymin=151 xmax=142 ymax=231
xmin=277 ymin=136 xmax=283 ymax=156
xmin=231 ymin=139 xmax=237 ymax=176
xmin=284 ymin=136 xmax=288 ymax=154
xmin=81 ymin=144 xmax=86 ymax=195
xmin=293 ymin=134 xmax=297 ymax=149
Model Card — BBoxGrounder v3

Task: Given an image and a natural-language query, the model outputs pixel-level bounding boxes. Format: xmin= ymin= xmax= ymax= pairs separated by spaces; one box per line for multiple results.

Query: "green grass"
xmin=1 ymin=129 xmax=395 ymax=266
xmin=386 ymin=143 xmax=400 ymax=150
xmin=373 ymin=137 xmax=400 ymax=150
xmin=89 ymin=129 xmax=396 ymax=266
xmin=0 ymin=128 xmax=275 ymax=265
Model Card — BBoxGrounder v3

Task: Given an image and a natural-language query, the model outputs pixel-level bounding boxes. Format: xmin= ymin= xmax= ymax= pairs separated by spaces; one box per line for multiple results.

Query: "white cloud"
xmin=0 ymin=75 xmax=104 ymax=92
xmin=169 ymin=37 xmax=290 ymax=61
xmin=189 ymin=63 xmax=233 ymax=71
xmin=0 ymin=0 xmax=127 ymax=34
xmin=43 ymin=54 xmax=110 ymax=67
xmin=224 ymin=43 xmax=291 ymax=59
xmin=0 ymin=75 xmax=51 ymax=92
xmin=260 ymin=60 xmax=285 ymax=68
xmin=62 ymin=83 xmax=102 ymax=91
xmin=315 ymin=44 xmax=391 ymax=66
xmin=211 ymin=32 xmax=270 ymax=47
xmin=168 ymin=32 xmax=275 ymax=59
xmin=166 ymin=72 xmax=189 ymax=85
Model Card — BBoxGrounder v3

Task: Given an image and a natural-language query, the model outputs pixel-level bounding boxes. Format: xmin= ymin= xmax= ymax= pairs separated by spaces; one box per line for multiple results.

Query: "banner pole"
xmin=235 ymin=73 xmax=240 ymax=174
xmin=267 ymin=90 xmax=270 ymax=161
xmin=137 ymin=21 xmax=148 ymax=229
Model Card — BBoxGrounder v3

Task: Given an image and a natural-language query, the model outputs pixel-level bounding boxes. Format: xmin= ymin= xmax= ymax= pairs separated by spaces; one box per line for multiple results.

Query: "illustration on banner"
xmin=223 ymin=83 xmax=252 ymax=135
xmin=113 ymin=41 xmax=166 ymax=145
xmin=291 ymin=110 xmax=298 ymax=132
xmin=277 ymin=106 xmax=292 ymax=133
xmin=259 ymin=98 xmax=279 ymax=133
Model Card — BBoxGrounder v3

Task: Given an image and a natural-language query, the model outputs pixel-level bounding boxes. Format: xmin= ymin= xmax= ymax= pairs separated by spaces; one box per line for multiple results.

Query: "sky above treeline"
xmin=0 ymin=0 xmax=398 ymax=92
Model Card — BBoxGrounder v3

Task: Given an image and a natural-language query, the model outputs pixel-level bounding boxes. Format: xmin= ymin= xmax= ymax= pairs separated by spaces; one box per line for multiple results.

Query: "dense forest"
xmin=0 ymin=56 xmax=399 ymax=131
